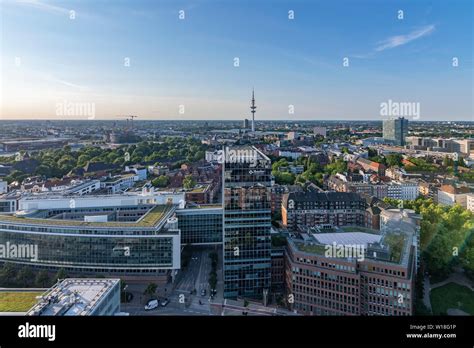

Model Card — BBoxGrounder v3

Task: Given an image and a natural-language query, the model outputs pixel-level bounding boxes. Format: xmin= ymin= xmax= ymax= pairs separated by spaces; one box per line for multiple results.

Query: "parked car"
xmin=144 ymin=299 xmax=159 ymax=311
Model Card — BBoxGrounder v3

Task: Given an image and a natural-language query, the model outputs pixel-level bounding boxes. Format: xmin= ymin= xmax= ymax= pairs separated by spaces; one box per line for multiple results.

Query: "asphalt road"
xmin=122 ymin=246 xmax=220 ymax=316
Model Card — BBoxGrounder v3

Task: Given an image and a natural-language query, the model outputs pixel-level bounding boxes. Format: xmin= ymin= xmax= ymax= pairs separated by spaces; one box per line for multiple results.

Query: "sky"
xmin=0 ymin=0 xmax=473 ymax=121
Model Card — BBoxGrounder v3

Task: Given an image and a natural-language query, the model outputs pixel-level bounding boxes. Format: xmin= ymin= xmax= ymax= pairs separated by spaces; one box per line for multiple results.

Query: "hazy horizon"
xmin=1 ymin=0 xmax=472 ymax=121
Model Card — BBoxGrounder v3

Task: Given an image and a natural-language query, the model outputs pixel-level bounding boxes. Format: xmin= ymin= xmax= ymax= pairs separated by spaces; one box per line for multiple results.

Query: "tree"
xmin=367 ymin=148 xmax=378 ymax=158
xmin=460 ymin=235 xmax=474 ymax=280
xmin=273 ymin=172 xmax=295 ymax=185
xmin=35 ymin=270 xmax=51 ymax=288
xmin=144 ymin=283 xmax=157 ymax=298
xmin=16 ymin=266 xmax=34 ymax=287
xmin=120 ymin=280 xmax=130 ymax=302
xmin=152 ymin=175 xmax=169 ymax=188
xmin=369 ymin=155 xmax=386 ymax=165
xmin=35 ymin=164 xmax=52 ymax=177
xmin=183 ymin=175 xmax=196 ymax=190
xmin=443 ymin=155 xmax=454 ymax=168
xmin=54 ymin=268 xmax=68 ymax=283
xmin=0 ymin=263 xmax=17 ymax=287
xmin=272 ymin=158 xmax=289 ymax=172
xmin=325 ymin=158 xmax=347 ymax=175
xmin=209 ymin=272 xmax=217 ymax=289
xmin=386 ymin=153 xmax=403 ymax=167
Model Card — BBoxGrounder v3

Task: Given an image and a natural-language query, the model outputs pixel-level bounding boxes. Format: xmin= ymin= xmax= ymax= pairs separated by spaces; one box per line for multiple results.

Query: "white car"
xmin=144 ymin=299 xmax=159 ymax=311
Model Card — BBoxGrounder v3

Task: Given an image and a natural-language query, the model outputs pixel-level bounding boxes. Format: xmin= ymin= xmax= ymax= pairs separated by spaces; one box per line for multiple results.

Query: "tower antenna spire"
xmin=250 ymin=88 xmax=256 ymax=132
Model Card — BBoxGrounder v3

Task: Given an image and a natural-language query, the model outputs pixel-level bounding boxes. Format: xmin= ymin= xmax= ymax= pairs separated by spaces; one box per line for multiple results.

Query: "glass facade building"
xmin=0 ymin=205 xmax=181 ymax=274
xmin=177 ymin=207 xmax=223 ymax=245
xmin=383 ymin=117 xmax=408 ymax=146
xmin=223 ymin=146 xmax=272 ymax=299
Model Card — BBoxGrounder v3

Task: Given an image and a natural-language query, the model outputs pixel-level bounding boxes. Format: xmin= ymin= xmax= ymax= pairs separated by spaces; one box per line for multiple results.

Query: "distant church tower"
xmin=250 ymin=89 xmax=256 ymax=132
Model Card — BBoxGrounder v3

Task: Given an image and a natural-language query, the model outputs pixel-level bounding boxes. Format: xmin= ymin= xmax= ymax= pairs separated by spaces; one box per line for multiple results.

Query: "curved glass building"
xmin=0 ymin=204 xmax=181 ymax=275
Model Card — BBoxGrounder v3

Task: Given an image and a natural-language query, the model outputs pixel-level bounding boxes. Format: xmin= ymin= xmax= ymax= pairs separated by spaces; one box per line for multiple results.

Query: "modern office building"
xmin=17 ymin=190 xmax=185 ymax=212
xmin=223 ymin=146 xmax=272 ymax=299
xmin=0 ymin=192 xmax=19 ymax=213
xmin=282 ymin=191 xmax=367 ymax=230
xmin=383 ymin=117 xmax=408 ymax=146
xmin=0 ymin=187 xmax=229 ymax=282
xmin=176 ymin=205 xmax=223 ymax=245
xmin=27 ymin=278 xmax=121 ymax=316
xmin=0 ymin=203 xmax=181 ymax=282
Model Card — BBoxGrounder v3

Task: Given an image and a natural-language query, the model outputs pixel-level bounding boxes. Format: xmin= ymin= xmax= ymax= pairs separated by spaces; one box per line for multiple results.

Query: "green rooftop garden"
xmin=0 ymin=205 xmax=171 ymax=228
xmin=295 ymin=242 xmax=327 ymax=255
xmin=135 ymin=205 xmax=169 ymax=227
xmin=0 ymin=291 xmax=43 ymax=312
xmin=383 ymin=233 xmax=406 ymax=263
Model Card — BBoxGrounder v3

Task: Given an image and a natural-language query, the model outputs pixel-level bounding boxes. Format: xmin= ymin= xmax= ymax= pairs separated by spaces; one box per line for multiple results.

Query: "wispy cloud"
xmin=37 ymin=72 xmax=86 ymax=90
xmin=14 ymin=0 xmax=70 ymax=14
xmin=375 ymin=25 xmax=436 ymax=52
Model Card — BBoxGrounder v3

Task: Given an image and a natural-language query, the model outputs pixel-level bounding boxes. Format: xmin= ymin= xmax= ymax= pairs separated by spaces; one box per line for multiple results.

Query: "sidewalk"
xmin=430 ymin=272 xmax=473 ymax=291
xmin=423 ymin=275 xmax=432 ymax=311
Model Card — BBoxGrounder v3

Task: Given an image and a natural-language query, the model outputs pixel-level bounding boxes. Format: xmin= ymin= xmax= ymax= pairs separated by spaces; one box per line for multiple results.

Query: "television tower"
xmin=250 ymin=88 xmax=256 ymax=132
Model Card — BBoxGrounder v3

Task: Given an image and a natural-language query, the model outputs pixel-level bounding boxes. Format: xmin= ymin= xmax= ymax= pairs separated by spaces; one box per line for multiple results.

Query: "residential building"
xmin=0 ymin=180 xmax=7 ymax=194
xmin=313 ymin=127 xmax=327 ymax=137
xmin=101 ymin=174 xmax=138 ymax=193
xmin=282 ymin=191 xmax=367 ymax=230
xmin=437 ymin=184 xmax=471 ymax=208
xmin=467 ymin=193 xmax=474 ymax=213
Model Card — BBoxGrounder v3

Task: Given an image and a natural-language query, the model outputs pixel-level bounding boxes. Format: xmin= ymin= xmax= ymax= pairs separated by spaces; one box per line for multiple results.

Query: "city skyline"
xmin=1 ymin=0 xmax=472 ymax=121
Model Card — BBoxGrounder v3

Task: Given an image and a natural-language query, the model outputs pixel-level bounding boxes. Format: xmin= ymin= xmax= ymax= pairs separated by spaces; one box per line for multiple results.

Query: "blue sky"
xmin=1 ymin=0 xmax=472 ymax=120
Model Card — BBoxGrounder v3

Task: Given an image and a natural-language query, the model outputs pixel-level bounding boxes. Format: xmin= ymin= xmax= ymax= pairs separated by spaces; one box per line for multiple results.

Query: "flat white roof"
xmin=28 ymin=278 xmax=119 ymax=316
xmin=313 ymin=232 xmax=381 ymax=247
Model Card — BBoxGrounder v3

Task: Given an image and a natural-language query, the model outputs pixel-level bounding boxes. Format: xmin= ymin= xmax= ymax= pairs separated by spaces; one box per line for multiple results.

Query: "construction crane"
xmin=117 ymin=115 xmax=138 ymax=130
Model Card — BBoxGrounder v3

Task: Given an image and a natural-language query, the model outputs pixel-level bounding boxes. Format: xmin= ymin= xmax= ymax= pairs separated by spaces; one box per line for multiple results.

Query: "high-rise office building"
xmin=222 ymin=146 xmax=272 ymax=299
xmin=383 ymin=117 xmax=408 ymax=146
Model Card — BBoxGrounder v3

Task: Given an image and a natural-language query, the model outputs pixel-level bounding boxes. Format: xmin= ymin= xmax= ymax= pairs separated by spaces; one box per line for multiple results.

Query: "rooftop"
xmin=286 ymin=191 xmax=364 ymax=204
xmin=27 ymin=278 xmax=120 ymax=316
xmin=313 ymin=232 xmax=382 ymax=247
xmin=0 ymin=204 xmax=173 ymax=229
